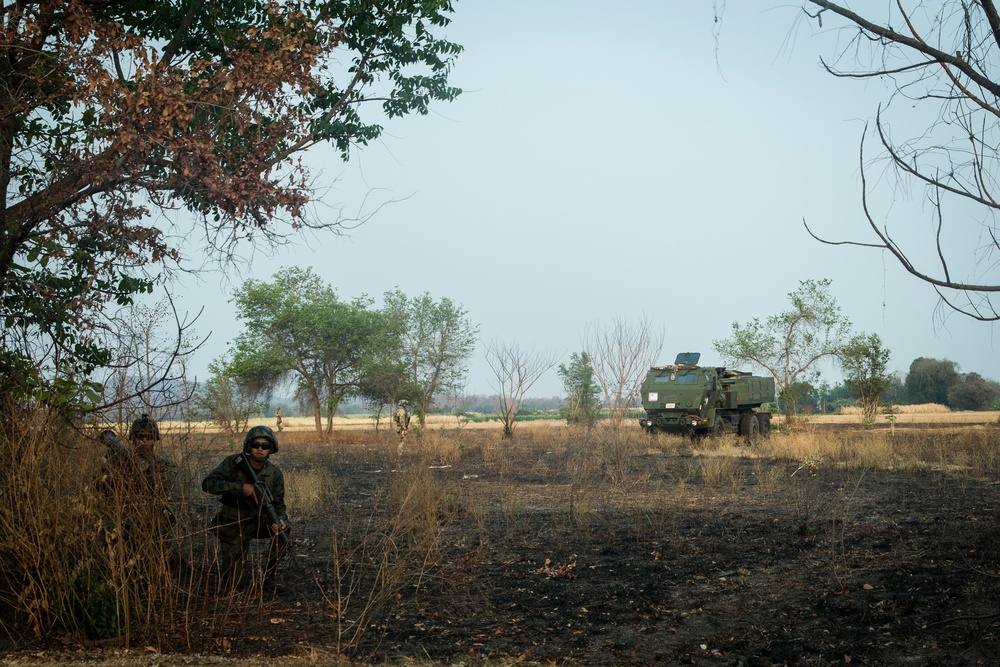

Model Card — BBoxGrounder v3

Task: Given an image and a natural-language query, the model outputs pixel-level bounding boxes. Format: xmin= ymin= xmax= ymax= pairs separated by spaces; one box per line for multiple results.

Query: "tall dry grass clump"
xmin=321 ymin=463 xmax=457 ymax=654
xmin=0 ymin=412 xmax=189 ymax=644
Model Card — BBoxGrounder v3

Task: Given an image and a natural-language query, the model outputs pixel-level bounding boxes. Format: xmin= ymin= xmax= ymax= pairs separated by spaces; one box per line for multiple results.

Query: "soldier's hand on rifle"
xmin=242 ymin=482 xmax=258 ymax=504
xmin=270 ymin=519 xmax=287 ymax=537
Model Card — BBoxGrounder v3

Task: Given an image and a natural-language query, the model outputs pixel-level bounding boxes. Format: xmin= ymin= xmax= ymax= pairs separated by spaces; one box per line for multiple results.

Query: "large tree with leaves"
xmin=946 ymin=372 xmax=1000 ymax=411
xmin=901 ymin=357 xmax=960 ymax=406
xmin=0 ymin=0 xmax=462 ymax=410
xmin=713 ymin=278 xmax=852 ymax=422
xmin=231 ymin=267 xmax=402 ymax=433
xmin=781 ymin=1 xmax=1000 ymax=320
xmin=383 ymin=289 xmax=477 ymax=427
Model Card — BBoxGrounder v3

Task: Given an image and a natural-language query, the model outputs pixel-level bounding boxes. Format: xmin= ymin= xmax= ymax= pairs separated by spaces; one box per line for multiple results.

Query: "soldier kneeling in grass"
xmin=202 ymin=425 xmax=290 ymax=594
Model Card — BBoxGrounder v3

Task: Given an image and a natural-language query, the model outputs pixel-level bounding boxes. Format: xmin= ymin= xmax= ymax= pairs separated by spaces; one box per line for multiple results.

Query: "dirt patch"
xmin=4 ymin=424 xmax=1000 ymax=666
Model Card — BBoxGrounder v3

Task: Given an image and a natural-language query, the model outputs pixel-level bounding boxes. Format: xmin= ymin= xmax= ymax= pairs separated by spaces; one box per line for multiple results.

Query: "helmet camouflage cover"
xmin=243 ymin=425 xmax=279 ymax=453
xmin=130 ymin=413 xmax=160 ymax=441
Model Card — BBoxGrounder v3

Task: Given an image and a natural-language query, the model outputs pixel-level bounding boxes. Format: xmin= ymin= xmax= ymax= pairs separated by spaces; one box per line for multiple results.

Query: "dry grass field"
xmin=159 ymin=407 xmax=1000 ymax=434
xmin=2 ymin=410 xmax=999 ymax=666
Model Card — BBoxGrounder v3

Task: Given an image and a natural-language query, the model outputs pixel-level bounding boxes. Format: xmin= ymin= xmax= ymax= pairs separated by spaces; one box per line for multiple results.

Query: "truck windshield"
xmin=676 ymin=374 xmax=696 ymax=384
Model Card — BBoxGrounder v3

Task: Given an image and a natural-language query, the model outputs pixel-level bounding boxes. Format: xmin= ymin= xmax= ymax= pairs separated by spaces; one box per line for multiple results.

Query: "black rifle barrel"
xmin=235 ymin=454 xmax=290 ymax=545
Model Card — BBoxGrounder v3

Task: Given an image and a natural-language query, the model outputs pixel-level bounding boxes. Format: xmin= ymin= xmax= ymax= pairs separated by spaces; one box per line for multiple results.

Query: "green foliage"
xmin=231 ymin=267 xmax=402 ymax=432
xmin=778 ymin=381 xmax=818 ymax=415
xmin=883 ymin=404 xmax=899 ymax=427
xmin=713 ymin=278 xmax=852 ymax=422
xmin=383 ymin=289 xmax=478 ymax=427
xmin=72 ymin=574 xmax=144 ymax=640
xmin=195 ymin=357 xmax=268 ymax=434
xmin=557 ymin=352 xmax=603 ymax=426
xmin=356 ymin=359 xmax=415 ymax=418
xmin=0 ymin=0 xmax=461 ymax=414
xmin=901 ymin=358 xmax=959 ymax=405
xmin=946 ymin=373 xmax=1000 ymax=411
xmin=841 ymin=332 xmax=893 ymax=424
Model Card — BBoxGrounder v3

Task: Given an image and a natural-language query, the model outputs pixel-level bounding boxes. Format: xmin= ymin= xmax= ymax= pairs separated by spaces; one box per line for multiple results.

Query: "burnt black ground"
xmin=234 ymin=429 xmax=1000 ymax=666
xmin=5 ymin=426 xmax=1000 ymax=666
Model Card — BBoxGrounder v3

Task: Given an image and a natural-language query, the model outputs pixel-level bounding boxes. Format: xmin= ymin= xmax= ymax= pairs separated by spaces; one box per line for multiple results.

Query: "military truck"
xmin=638 ymin=352 xmax=775 ymax=440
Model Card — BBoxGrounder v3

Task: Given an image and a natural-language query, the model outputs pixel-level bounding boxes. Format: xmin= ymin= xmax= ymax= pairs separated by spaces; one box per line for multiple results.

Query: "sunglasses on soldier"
xmin=250 ymin=440 xmax=272 ymax=451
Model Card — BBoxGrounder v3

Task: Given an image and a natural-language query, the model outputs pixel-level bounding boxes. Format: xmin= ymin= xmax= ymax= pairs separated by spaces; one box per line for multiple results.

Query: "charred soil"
xmin=4 ymin=424 xmax=1000 ymax=666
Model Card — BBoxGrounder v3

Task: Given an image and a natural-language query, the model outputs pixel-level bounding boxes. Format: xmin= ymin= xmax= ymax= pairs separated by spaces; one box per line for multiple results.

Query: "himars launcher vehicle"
xmin=638 ymin=352 xmax=776 ymax=439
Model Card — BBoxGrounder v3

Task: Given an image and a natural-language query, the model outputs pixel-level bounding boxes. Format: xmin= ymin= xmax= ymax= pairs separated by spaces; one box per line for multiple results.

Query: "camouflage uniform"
xmin=274 ymin=406 xmax=283 ymax=432
xmin=100 ymin=418 xmax=183 ymax=571
xmin=393 ymin=400 xmax=411 ymax=455
xmin=202 ymin=426 xmax=289 ymax=590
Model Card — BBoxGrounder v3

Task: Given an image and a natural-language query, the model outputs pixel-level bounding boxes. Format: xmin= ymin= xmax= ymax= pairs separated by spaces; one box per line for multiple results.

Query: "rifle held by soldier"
xmin=234 ymin=453 xmax=290 ymax=546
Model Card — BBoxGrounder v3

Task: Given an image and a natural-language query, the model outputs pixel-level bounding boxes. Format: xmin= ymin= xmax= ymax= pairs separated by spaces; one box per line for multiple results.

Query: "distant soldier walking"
xmin=274 ymin=406 xmax=283 ymax=432
xmin=393 ymin=400 xmax=411 ymax=455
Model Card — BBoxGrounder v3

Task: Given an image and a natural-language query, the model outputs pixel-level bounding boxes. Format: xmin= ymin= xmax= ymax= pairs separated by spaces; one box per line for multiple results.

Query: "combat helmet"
xmin=243 ymin=425 xmax=279 ymax=454
xmin=130 ymin=413 xmax=161 ymax=442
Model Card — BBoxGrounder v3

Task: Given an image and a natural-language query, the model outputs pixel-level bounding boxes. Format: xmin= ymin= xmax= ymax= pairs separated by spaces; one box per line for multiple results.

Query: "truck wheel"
xmin=740 ymin=413 xmax=761 ymax=443
xmin=712 ymin=416 xmax=727 ymax=437
xmin=759 ymin=414 xmax=771 ymax=439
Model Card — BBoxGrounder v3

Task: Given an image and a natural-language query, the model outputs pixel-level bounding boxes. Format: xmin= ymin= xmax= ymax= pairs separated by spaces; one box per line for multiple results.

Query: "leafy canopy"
xmin=383 ymin=288 xmax=478 ymax=426
xmin=901 ymin=358 xmax=959 ymax=406
xmin=713 ymin=278 xmax=852 ymax=420
xmin=840 ymin=332 xmax=892 ymax=424
xmin=230 ymin=266 xmax=401 ymax=432
xmin=557 ymin=352 xmax=602 ymax=426
xmin=0 ymin=0 xmax=462 ymax=408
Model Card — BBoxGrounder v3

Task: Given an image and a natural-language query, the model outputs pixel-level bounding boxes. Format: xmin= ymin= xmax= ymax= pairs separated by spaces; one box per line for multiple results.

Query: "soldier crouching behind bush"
xmin=202 ymin=425 xmax=290 ymax=594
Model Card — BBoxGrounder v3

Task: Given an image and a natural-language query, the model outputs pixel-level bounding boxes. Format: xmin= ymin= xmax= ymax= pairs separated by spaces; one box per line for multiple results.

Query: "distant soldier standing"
xmin=274 ymin=406 xmax=283 ymax=432
xmin=202 ymin=425 xmax=290 ymax=594
xmin=393 ymin=399 xmax=411 ymax=455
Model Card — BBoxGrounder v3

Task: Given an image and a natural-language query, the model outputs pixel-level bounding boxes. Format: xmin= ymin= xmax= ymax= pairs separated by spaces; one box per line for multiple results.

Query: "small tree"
xmin=231 ymin=267 xmax=401 ymax=433
xmin=483 ymin=339 xmax=557 ymax=438
xmin=840 ymin=333 xmax=893 ymax=425
xmin=713 ymin=279 xmax=851 ymax=423
xmin=583 ymin=315 xmax=663 ymax=430
xmin=557 ymin=352 xmax=602 ymax=427
xmin=383 ymin=289 xmax=478 ymax=427
xmin=196 ymin=357 xmax=267 ymax=435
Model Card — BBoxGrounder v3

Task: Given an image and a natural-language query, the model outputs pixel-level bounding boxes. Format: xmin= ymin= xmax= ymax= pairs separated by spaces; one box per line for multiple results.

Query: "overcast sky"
xmin=173 ymin=1 xmax=999 ymax=399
